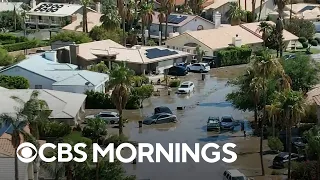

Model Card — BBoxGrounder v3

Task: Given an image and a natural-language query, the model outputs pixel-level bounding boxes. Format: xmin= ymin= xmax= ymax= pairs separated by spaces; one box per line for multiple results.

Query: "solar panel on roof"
xmin=167 ymin=14 xmax=188 ymax=24
xmin=146 ymin=48 xmax=179 ymax=59
xmin=298 ymin=6 xmax=316 ymax=13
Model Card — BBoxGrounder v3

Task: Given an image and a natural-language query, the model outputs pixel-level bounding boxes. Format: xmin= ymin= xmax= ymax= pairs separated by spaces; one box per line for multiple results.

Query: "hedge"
xmin=85 ymin=90 xmax=140 ymax=109
xmin=216 ymin=47 xmax=252 ymax=67
xmin=38 ymin=121 xmax=72 ymax=140
xmin=169 ymin=79 xmax=181 ymax=87
xmin=0 ymin=40 xmax=38 ymax=52
xmin=0 ymin=33 xmax=28 ymax=44
xmin=0 ymin=75 xmax=29 ymax=89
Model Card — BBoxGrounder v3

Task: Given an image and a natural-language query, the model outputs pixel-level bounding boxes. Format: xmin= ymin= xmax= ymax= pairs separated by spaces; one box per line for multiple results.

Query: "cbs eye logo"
xmin=17 ymin=142 xmax=37 ymax=163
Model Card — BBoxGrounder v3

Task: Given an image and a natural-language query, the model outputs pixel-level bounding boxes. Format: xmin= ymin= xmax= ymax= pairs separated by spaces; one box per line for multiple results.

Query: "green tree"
xmin=80 ymin=0 xmax=91 ymax=33
xmin=189 ymin=0 xmax=205 ymax=15
xmin=274 ymin=90 xmax=306 ymax=180
xmin=0 ymin=11 xmax=22 ymax=31
xmin=282 ymin=55 xmax=318 ymax=92
xmin=50 ymin=31 xmax=92 ymax=44
xmin=164 ymin=0 xmax=174 ymax=40
xmin=108 ymin=62 xmax=135 ymax=135
xmin=0 ymin=75 xmax=29 ymax=89
xmin=252 ymin=49 xmax=284 ymax=176
xmin=226 ymin=2 xmax=245 ymax=25
xmin=157 ymin=1 xmax=166 ymax=41
xmin=139 ymin=1 xmax=154 ymax=45
xmin=88 ymin=61 xmax=109 ymax=73
xmin=195 ymin=46 xmax=205 ymax=62
xmin=304 ymin=126 xmax=320 ymax=180
xmin=89 ymin=26 xmax=125 ymax=43
xmin=82 ymin=118 xmax=108 ymax=142
xmin=117 ymin=0 xmax=126 ymax=45
xmin=134 ymin=84 xmax=154 ymax=108
xmin=257 ymin=22 xmax=273 ymax=47
xmin=285 ymin=18 xmax=316 ymax=40
xmin=100 ymin=0 xmax=121 ymax=30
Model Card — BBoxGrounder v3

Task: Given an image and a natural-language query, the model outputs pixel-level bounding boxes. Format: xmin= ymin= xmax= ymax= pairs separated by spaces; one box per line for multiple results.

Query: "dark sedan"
xmin=273 ymin=152 xmax=305 ymax=169
xmin=143 ymin=113 xmax=177 ymax=125
xmin=168 ymin=66 xmax=188 ymax=76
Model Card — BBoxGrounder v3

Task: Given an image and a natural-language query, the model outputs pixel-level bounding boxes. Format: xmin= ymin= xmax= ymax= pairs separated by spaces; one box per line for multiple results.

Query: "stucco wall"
xmin=0 ymin=157 xmax=30 ymax=180
xmin=52 ymin=85 xmax=96 ymax=94
xmin=165 ymin=34 xmax=213 ymax=56
xmin=0 ymin=66 xmax=55 ymax=89
xmin=179 ymin=17 xmax=215 ymax=33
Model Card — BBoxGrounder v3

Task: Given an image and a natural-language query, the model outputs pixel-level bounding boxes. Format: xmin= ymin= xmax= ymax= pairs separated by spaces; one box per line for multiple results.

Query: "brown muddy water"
xmin=86 ymin=65 xmax=256 ymax=180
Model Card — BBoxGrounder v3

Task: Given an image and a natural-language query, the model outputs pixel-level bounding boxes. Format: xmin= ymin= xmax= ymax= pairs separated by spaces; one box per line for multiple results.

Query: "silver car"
xmin=143 ymin=113 xmax=177 ymax=125
xmin=85 ymin=111 xmax=119 ymax=124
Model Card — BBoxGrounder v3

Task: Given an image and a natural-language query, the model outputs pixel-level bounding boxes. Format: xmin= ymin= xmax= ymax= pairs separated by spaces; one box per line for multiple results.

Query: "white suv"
xmin=177 ymin=81 xmax=195 ymax=94
xmin=187 ymin=63 xmax=210 ymax=73
xmin=85 ymin=111 xmax=119 ymax=124
xmin=223 ymin=169 xmax=248 ymax=180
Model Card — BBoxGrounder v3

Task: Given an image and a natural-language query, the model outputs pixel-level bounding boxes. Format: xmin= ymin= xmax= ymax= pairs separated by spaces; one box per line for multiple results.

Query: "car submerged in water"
xmin=220 ymin=115 xmax=235 ymax=130
xmin=207 ymin=116 xmax=220 ymax=131
xmin=142 ymin=113 xmax=177 ymax=125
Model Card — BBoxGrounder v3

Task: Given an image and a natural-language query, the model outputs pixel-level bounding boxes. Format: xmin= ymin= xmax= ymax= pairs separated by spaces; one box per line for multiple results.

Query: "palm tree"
xmin=81 ymin=0 xmax=91 ymax=33
xmin=276 ymin=17 xmax=284 ymax=57
xmin=117 ymin=0 xmax=127 ymax=45
xmin=100 ymin=3 xmax=121 ymax=30
xmin=252 ymin=49 xmax=284 ymax=176
xmin=257 ymin=22 xmax=273 ymax=46
xmin=195 ymin=46 xmax=205 ymax=62
xmin=157 ymin=1 xmax=166 ymax=41
xmin=126 ymin=0 xmax=136 ymax=30
xmin=227 ymin=2 xmax=244 ymax=25
xmin=265 ymin=103 xmax=279 ymax=137
xmin=304 ymin=126 xmax=320 ymax=180
xmin=108 ymin=62 xmax=135 ymax=135
xmin=249 ymin=73 xmax=264 ymax=128
xmin=139 ymin=0 xmax=154 ymax=45
xmin=274 ymin=0 xmax=288 ymax=20
xmin=165 ymin=0 xmax=174 ymax=40
xmin=189 ymin=0 xmax=205 ymax=15
xmin=273 ymin=90 xmax=306 ymax=180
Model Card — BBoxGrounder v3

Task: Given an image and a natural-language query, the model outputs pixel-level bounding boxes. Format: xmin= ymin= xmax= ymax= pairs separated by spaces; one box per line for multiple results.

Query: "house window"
xmin=35 ymin=85 xmax=42 ymax=89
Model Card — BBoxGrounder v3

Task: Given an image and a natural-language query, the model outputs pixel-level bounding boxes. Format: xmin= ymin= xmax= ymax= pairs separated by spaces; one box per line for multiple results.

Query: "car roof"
xmin=277 ymin=152 xmax=290 ymax=157
xmin=226 ymin=169 xmax=244 ymax=176
xmin=208 ymin=116 xmax=219 ymax=120
xmin=100 ymin=111 xmax=118 ymax=115
xmin=221 ymin=115 xmax=233 ymax=118
xmin=181 ymin=81 xmax=193 ymax=85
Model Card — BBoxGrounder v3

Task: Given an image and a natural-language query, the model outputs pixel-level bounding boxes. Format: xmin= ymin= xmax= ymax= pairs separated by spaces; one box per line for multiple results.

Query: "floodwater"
xmin=87 ymin=65 xmax=253 ymax=180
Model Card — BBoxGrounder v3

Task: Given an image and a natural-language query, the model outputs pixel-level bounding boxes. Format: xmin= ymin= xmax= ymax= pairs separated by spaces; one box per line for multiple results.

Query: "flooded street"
xmin=87 ymin=65 xmax=255 ymax=180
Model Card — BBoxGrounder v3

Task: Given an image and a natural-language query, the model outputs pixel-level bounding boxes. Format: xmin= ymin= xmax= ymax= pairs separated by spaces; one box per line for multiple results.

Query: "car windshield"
xmin=150 ymin=114 xmax=161 ymax=119
xmin=208 ymin=120 xmax=218 ymax=123
xmin=222 ymin=118 xmax=232 ymax=122
xmin=232 ymin=177 xmax=246 ymax=180
xmin=274 ymin=156 xmax=284 ymax=161
xmin=180 ymin=85 xmax=189 ymax=88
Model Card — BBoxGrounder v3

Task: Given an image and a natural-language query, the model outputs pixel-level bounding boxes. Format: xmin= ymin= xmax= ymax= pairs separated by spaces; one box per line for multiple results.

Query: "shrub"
xmin=82 ymin=118 xmax=108 ymax=143
xmin=298 ymin=37 xmax=307 ymax=44
xmin=39 ymin=121 xmax=72 ymax=139
xmin=169 ymin=79 xmax=181 ymax=87
xmin=310 ymin=39 xmax=318 ymax=46
xmin=89 ymin=26 xmax=125 ymax=44
xmin=291 ymin=161 xmax=317 ymax=180
xmin=0 ymin=75 xmax=29 ymax=89
xmin=50 ymin=31 xmax=92 ymax=44
xmin=63 ymin=131 xmax=92 ymax=147
xmin=285 ymin=18 xmax=316 ymax=39
xmin=315 ymin=37 xmax=320 ymax=44
xmin=85 ymin=90 xmax=140 ymax=109
xmin=302 ymin=42 xmax=309 ymax=48
xmin=267 ymin=137 xmax=284 ymax=152
xmin=0 ymin=40 xmax=38 ymax=52
xmin=216 ymin=47 xmax=252 ymax=67
xmin=73 ymin=124 xmax=82 ymax=131
xmin=101 ymin=134 xmax=130 ymax=147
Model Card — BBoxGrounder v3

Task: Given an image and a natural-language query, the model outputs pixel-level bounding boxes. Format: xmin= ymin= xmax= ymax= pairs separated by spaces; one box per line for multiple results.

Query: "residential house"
xmin=25 ymin=1 xmax=100 ymax=29
xmin=203 ymin=0 xmax=276 ymax=22
xmin=269 ymin=3 xmax=320 ymax=22
xmin=0 ymin=1 xmax=23 ymax=13
xmin=0 ymin=54 xmax=109 ymax=94
xmin=147 ymin=12 xmax=216 ymax=39
xmin=55 ymin=40 xmax=192 ymax=75
xmin=0 ymin=88 xmax=87 ymax=125
xmin=165 ymin=21 xmax=298 ymax=57
xmin=0 ymin=123 xmax=45 ymax=180
xmin=306 ymin=84 xmax=320 ymax=125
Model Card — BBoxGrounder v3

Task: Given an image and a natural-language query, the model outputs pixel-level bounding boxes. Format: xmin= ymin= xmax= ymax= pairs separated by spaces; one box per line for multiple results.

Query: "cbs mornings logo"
xmin=17 ymin=142 xmax=238 ymax=163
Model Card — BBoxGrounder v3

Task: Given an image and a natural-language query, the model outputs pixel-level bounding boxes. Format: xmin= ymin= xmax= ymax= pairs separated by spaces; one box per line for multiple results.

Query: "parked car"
xmin=291 ymin=137 xmax=307 ymax=153
xmin=220 ymin=115 xmax=235 ymax=130
xmin=202 ymin=56 xmax=216 ymax=68
xmin=154 ymin=106 xmax=173 ymax=115
xmin=207 ymin=116 xmax=220 ymax=131
xmin=273 ymin=152 xmax=305 ymax=169
xmin=186 ymin=63 xmax=210 ymax=73
xmin=142 ymin=113 xmax=177 ymax=125
xmin=85 ymin=111 xmax=119 ymax=124
xmin=223 ymin=169 xmax=247 ymax=180
xmin=168 ymin=65 xmax=188 ymax=76
xmin=177 ymin=81 xmax=195 ymax=94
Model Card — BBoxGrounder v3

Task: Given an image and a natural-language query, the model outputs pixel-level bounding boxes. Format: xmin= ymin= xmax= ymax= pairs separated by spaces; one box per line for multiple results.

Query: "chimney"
xmin=95 ymin=2 xmax=101 ymax=13
xmin=213 ymin=11 xmax=221 ymax=29
xmin=69 ymin=44 xmax=79 ymax=66
xmin=71 ymin=14 xmax=77 ymax=22
xmin=30 ymin=0 xmax=37 ymax=9
xmin=232 ymin=34 xmax=242 ymax=47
